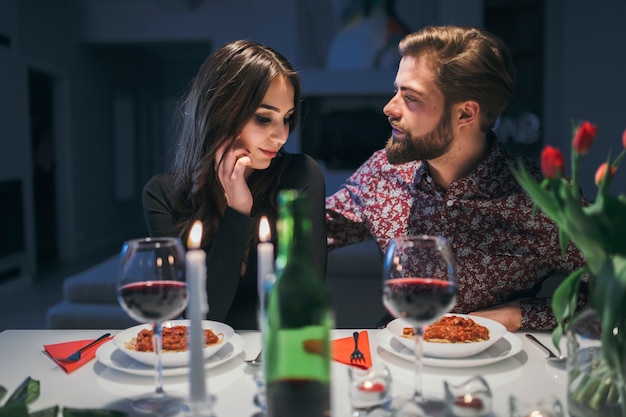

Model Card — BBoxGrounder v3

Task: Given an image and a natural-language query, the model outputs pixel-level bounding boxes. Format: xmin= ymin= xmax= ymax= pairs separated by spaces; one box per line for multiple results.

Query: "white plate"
xmin=376 ymin=329 xmax=522 ymax=368
xmin=113 ymin=320 xmax=234 ymax=367
xmin=386 ymin=314 xmax=507 ymax=358
xmin=97 ymin=333 xmax=245 ymax=376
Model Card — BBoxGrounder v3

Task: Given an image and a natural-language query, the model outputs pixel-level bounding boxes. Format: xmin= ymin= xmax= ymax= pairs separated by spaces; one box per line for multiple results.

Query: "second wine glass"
xmin=117 ymin=237 xmax=188 ymax=415
xmin=382 ymin=235 xmax=458 ymax=416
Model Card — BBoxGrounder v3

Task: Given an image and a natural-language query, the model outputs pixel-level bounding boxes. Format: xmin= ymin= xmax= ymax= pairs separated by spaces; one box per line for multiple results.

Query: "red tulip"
xmin=541 ymin=146 xmax=565 ymax=179
xmin=594 ymin=162 xmax=616 ymax=186
xmin=622 ymin=129 xmax=626 ymax=149
xmin=572 ymin=121 xmax=598 ymax=155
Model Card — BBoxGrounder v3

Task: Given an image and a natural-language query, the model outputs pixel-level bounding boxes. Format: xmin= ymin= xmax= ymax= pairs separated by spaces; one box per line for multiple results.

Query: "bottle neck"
xmin=275 ymin=190 xmax=311 ymax=274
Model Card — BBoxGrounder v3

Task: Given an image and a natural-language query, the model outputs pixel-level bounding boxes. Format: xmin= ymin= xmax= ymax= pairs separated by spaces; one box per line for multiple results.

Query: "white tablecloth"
xmin=0 ymin=329 xmax=568 ymax=416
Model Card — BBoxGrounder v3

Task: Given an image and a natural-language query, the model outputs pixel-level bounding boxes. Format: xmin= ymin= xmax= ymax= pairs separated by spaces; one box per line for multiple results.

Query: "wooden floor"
xmin=0 ymin=253 xmax=115 ymax=330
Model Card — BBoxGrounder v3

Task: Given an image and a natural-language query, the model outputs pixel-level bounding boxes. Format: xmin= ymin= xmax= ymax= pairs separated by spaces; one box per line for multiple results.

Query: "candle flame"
xmin=259 ymin=216 xmax=271 ymax=242
xmin=188 ymin=220 xmax=203 ymax=249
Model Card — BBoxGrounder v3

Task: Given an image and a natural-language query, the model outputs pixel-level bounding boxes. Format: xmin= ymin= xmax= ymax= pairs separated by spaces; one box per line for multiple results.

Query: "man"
xmin=325 ymin=25 xmax=586 ymax=331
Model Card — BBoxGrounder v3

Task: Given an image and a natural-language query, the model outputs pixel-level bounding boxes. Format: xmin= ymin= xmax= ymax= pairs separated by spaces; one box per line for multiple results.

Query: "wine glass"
xmin=382 ymin=235 xmax=458 ymax=416
xmin=117 ymin=237 xmax=188 ymax=415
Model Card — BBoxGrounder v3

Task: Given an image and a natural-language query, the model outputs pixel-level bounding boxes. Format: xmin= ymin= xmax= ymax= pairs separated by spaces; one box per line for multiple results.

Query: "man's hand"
xmin=470 ymin=300 xmax=522 ymax=332
xmin=215 ymin=142 xmax=253 ymax=216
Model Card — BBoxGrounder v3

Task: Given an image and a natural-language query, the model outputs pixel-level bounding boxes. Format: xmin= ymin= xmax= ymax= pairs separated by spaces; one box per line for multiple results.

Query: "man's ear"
xmin=456 ymin=101 xmax=480 ymax=127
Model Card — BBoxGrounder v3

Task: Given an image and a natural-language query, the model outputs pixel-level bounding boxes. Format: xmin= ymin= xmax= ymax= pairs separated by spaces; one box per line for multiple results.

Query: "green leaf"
xmin=5 ymin=377 xmax=39 ymax=406
xmin=551 ymin=267 xmax=586 ymax=351
xmin=590 ymin=257 xmax=626 ymax=385
xmin=0 ymin=404 xmax=29 ymax=417
xmin=583 ymin=194 xmax=626 ymax=257
xmin=0 ymin=386 xmax=6 ymax=402
xmin=509 ymin=161 xmax=565 ymax=221
xmin=31 ymin=406 xmax=60 ymax=417
xmin=63 ymin=408 xmax=128 ymax=417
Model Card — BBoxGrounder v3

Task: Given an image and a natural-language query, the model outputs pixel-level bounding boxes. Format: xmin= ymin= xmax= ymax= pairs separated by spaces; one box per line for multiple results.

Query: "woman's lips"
xmin=260 ymin=149 xmax=278 ymax=158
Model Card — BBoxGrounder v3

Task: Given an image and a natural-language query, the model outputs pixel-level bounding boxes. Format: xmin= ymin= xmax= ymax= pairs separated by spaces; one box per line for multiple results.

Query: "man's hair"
xmin=399 ymin=25 xmax=516 ymax=131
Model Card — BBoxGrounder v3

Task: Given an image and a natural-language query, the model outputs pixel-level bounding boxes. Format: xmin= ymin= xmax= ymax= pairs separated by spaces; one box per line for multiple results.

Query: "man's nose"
xmin=383 ymin=94 xmax=400 ymax=118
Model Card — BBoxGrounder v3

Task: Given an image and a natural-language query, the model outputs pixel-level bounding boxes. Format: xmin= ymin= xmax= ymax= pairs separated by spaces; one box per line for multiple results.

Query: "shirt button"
xmin=446 ymin=200 xmax=454 ymax=207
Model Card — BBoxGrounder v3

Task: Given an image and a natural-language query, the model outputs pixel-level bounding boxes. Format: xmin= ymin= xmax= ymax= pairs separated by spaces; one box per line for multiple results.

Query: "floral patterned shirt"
xmin=326 ymin=135 xmax=587 ymax=330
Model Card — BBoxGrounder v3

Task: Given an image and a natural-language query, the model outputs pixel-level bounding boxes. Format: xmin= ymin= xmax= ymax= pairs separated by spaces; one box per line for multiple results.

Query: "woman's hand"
xmin=215 ymin=142 xmax=253 ymax=216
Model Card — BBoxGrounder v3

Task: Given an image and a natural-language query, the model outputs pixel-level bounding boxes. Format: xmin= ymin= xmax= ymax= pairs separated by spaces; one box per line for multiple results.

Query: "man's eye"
xmin=256 ymin=115 xmax=271 ymax=124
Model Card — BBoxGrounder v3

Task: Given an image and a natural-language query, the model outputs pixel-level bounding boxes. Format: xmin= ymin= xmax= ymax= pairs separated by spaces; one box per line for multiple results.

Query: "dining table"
xmin=0 ymin=327 xmax=569 ymax=416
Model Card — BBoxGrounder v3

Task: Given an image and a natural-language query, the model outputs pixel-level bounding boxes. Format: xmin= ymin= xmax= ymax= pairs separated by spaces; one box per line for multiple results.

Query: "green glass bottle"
xmin=263 ymin=189 xmax=333 ymax=417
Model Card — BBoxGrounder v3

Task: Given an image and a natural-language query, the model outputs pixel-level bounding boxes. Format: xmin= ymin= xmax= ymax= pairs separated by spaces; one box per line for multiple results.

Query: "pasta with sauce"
xmin=403 ymin=315 xmax=489 ymax=343
xmin=125 ymin=325 xmax=223 ymax=352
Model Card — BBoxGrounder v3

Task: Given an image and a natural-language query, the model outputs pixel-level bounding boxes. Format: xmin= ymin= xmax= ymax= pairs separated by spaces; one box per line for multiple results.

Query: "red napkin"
xmin=331 ymin=330 xmax=372 ymax=369
xmin=44 ymin=336 xmax=113 ymax=373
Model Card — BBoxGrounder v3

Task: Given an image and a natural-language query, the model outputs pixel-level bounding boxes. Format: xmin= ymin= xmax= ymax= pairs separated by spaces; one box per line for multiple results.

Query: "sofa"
xmin=46 ymin=239 xmax=386 ymax=330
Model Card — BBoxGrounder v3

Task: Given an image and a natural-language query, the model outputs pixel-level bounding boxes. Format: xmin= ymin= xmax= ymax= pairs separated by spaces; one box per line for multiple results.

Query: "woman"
xmin=142 ymin=40 xmax=327 ymax=330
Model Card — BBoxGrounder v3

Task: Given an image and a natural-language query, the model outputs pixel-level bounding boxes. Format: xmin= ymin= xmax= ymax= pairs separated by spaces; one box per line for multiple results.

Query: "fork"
xmin=350 ymin=331 xmax=365 ymax=363
xmin=57 ymin=333 xmax=111 ymax=362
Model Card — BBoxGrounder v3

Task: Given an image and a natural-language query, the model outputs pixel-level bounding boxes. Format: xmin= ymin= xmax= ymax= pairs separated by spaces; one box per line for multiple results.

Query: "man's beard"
xmin=385 ymin=108 xmax=453 ymax=165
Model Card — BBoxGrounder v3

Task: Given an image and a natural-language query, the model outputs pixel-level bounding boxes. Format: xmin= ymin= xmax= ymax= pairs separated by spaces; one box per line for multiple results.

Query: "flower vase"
xmin=567 ymin=308 xmax=625 ymax=417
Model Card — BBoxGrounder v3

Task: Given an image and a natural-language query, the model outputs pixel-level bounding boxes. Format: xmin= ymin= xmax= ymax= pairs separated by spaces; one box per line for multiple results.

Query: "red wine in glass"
xmin=116 ymin=237 xmax=187 ymax=415
xmin=382 ymin=235 xmax=458 ymax=416
xmin=118 ymin=281 xmax=187 ymax=323
xmin=382 ymin=277 xmax=457 ymax=327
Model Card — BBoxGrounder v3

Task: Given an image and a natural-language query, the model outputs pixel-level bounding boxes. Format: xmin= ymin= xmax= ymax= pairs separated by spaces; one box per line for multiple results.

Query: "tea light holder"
xmin=509 ymin=396 xmax=564 ymax=417
xmin=444 ymin=376 xmax=492 ymax=417
xmin=348 ymin=364 xmax=392 ymax=416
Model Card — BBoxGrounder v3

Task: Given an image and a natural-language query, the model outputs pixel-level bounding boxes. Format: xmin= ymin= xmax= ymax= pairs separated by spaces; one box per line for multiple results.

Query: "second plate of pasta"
xmin=385 ymin=314 xmax=506 ymax=358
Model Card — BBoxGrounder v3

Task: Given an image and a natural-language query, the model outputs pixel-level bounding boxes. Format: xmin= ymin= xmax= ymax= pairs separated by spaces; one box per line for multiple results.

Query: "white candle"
xmin=257 ymin=216 xmax=274 ymax=325
xmin=186 ymin=220 xmax=206 ymax=403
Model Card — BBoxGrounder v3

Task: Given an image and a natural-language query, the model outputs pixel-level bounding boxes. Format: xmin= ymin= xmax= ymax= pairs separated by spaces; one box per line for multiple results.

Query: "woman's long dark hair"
xmin=170 ymin=40 xmax=301 ymax=247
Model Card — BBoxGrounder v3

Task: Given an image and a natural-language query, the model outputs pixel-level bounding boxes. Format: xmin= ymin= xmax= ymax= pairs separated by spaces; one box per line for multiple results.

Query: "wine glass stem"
xmin=413 ymin=326 xmax=424 ymax=402
xmin=153 ymin=322 xmax=166 ymax=397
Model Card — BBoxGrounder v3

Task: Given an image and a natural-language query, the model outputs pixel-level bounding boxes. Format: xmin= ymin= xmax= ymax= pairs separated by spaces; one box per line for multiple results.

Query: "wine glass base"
xmin=130 ymin=393 xmax=185 ymax=416
xmin=390 ymin=396 xmax=447 ymax=417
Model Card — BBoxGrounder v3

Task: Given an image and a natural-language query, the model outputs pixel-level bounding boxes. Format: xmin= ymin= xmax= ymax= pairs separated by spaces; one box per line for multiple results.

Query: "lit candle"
xmin=452 ymin=393 xmax=486 ymax=417
xmin=350 ymin=376 xmax=389 ymax=409
xmin=186 ymin=220 xmax=206 ymax=403
xmin=525 ymin=411 xmax=554 ymax=417
xmin=257 ymin=216 xmax=274 ymax=325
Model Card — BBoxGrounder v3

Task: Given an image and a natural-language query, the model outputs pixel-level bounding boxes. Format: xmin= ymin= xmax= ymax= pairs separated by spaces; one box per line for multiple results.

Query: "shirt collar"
xmin=412 ymin=132 xmax=513 ymax=194
xmin=464 ymin=132 xmax=512 ymax=193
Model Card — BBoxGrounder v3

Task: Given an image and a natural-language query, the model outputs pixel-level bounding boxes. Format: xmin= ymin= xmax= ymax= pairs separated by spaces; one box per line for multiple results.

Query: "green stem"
xmin=572 ymin=151 xmax=580 ymax=198
xmin=570 ymin=361 xmax=625 ymax=414
xmin=573 ymin=373 xmax=600 ymax=404
xmin=589 ymin=377 xmax=611 ymax=410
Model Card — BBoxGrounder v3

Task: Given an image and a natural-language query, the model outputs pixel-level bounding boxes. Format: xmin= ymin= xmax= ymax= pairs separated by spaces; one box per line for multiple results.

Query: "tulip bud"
xmin=572 ymin=121 xmax=598 ymax=155
xmin=622 ymin=129 xmax=626 ymax=149
xmin=541 ymin=146 xmax=565 ymax=180
xmin=594 ymin=162 xmax=616 ymax=186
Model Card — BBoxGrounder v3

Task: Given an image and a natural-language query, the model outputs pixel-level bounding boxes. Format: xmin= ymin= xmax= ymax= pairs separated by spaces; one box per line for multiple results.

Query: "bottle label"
xmin=267 ymin=324 xmax=330 ymax=382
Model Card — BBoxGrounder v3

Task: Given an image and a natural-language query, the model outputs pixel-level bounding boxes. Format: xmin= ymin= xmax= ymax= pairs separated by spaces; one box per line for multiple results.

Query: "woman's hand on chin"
xmin=216 ymin=142 xmax=253 ymax=215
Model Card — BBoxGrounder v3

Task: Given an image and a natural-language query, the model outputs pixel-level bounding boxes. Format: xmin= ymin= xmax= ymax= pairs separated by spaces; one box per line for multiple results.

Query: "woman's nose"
xmin=272 ymin=124 xmax=289 ymax=144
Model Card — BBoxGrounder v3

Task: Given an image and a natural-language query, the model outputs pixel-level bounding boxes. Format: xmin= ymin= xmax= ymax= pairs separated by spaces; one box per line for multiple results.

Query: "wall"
xmin=552 ymin=0 xmax=626 ymax=196
xmin=0 ymin=0 xmax=32 ymax=277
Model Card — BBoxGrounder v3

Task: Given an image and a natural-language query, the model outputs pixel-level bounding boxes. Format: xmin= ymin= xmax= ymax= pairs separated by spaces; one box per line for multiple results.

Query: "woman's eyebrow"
xmin=258 ymin=103 xmax=295 ymax=113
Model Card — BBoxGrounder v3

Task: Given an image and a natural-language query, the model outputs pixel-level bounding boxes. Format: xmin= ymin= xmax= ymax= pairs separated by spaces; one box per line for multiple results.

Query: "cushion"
xmin=63 ymin=256 xmax=119 ymax=303
xmin=327 ymin=239 xmax=382 ymax=277
xmin=46 ymin=300 xmax=137 ymax=329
